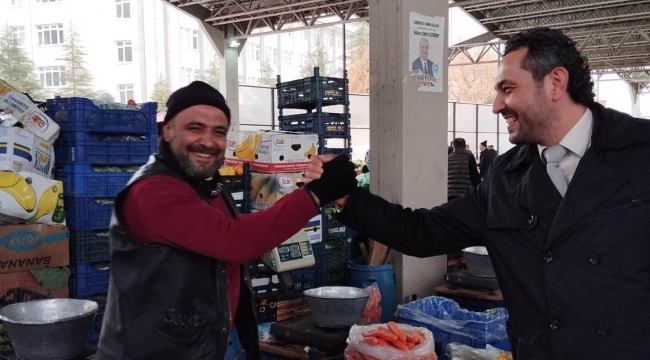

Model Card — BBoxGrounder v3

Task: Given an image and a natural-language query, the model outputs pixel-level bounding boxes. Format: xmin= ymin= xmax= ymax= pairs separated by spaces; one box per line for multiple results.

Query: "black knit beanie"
xmin=163 ymin=81 xmax=231 ymax=125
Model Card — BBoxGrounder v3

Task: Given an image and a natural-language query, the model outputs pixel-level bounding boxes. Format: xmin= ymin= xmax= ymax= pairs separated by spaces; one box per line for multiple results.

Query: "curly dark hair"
xmin=504 ymin=27 xmax=595 ymax=106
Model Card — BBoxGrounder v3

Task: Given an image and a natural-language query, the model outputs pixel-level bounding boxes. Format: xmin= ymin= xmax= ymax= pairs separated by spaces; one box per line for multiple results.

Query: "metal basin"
xmin=0 ymin=299 xmax=98 ymax=360
xmin=463 ymin=246 xmax=497 ymax=278
xmin=304 ymin=286 xmax=369 ymax=329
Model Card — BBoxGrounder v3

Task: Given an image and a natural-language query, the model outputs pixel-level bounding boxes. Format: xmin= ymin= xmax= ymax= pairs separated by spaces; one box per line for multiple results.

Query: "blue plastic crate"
xmin=277 ymin=73 xmax=349 ymax=110
xmin=69 ymin=261 xmax=110 ymax=297
xmin=221 ymin=163 xmax=251 ymax=214
xmin=65 ymin=196 xmax=114 ymax=230
xmin=70 ymin=229 xmax=110 ymax=264
xmin=395 ymin=296 xmax=508 ymax=352
xmin=46 ymin=97 xmax=157 ymax=134
xmin=278 ymin=113 xmax=350 ymax=139
xmin=55 ymin=131 xmax=157 ymax=165
xmin=55 ymin=164 xmax=136 ymax=198
xmin=290 ymin=239 xmax=351 ymax=290
xmin=319 ymin=146 xmax=352 ymax=158
xmin=75 ymin=292 xmax=106 ymax=344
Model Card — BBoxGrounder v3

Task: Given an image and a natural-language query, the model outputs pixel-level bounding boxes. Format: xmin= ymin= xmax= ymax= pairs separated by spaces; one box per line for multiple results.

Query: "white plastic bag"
xmin=344 ymin=323 xmax=437 ymax=360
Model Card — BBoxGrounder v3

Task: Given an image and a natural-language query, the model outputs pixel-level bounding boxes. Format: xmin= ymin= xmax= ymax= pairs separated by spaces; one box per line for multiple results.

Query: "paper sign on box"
xmin=0 ymin=91 xmax=60 ymax=143
xmin=0 ymin=223 xmax=69 ymax=274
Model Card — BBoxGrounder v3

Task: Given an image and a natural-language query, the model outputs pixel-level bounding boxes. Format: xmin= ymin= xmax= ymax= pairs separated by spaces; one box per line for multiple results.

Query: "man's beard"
xmin=171 ymin=144 xmax=221 ymax=179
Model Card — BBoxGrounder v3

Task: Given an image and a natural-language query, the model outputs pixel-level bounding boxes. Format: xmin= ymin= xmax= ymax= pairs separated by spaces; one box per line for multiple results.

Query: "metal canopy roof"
xmin=450 ymin=0 xmax=650 ymax=94
xmin=163 ymin=0 xmax=369 ymax=38
xmin=164 ymin=0 xmax=649 ymax=94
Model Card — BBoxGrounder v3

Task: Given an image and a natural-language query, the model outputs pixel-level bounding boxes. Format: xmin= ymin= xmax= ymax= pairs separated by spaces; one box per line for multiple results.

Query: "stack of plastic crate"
xmin=276 ymin=67 xmax=355 ymax=241
xmin=47 ymin=97 xmax=158 ymax=343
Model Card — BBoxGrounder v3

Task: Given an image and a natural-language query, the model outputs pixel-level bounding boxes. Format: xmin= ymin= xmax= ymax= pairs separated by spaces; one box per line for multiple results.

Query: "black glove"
xmin=306 ymin=154 xmax=357 ymax=205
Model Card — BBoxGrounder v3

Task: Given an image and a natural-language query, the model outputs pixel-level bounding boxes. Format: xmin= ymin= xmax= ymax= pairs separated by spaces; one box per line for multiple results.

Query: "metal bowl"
xmin=0 ymin=299 xmax=98 ymax=360
xmin=304 ymin=286 xmax=369 ymax=329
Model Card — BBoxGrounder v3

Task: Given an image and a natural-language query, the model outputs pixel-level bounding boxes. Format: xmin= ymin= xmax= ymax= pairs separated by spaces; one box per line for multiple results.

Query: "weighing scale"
xmin=262 ymin=230 xmax=315 ymax=272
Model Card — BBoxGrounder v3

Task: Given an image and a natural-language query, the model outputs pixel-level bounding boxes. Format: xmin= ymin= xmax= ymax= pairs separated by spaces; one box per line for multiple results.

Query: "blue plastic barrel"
xmin=347 ymin=259 xmax=396 ymax=323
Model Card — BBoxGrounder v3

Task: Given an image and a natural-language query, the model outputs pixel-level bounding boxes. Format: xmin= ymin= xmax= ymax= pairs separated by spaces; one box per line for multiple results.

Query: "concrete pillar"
xmin=628 ymin=82 xmax=642 ymax=117
xmin=369 ymin=0 xmax=449 ymax=303
xmin=215 ymin=26 xmax=245 ymax=130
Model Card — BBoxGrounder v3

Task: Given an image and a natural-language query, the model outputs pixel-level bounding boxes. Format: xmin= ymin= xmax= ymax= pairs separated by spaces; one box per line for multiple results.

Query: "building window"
xmin=38 ymin=66 xmax=65 ymax=88
xmin=116 ymin=0 xmax=131 ymax=19
xmin=336 ymin=37 xmax=342 ymax=49
xmin=312 ymin=31 xmax=320 ymax=42
xmin=36 ymin=24 xmax=64 ymax=46
xmin=272 ymin=48 xmax=277 ymax=64
xmin=181 ymin=68 xmax=200 ymax=85
xmin=283 ymin=51 xmax=292 ymax=66
xmin=180 ymin=27 xmax=198 ymax=49
xmin=10 ymin=0 xmax=23 ymax=6
xmin=325 ymin=33 xmax=333 ymax=46
xmin=116 ymin=40 xmax=133 ymax=62
xmin=36 ymin=0 xmax=61 ymax=3
xmin=249 ymin=44 xmax=259 ymax=61
xmin=118 ymin=84 xmax=134 ymax=103
xmin=9 ymin=26 xmax=25 ymax=46
xmin=302 ymin=31 xmax=308 ymax=40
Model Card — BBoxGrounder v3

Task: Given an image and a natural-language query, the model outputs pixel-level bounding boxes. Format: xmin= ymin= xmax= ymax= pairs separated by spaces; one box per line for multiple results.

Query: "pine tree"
xmin=301 ymin=38 xmax=330 ymax=78
xmin=0 ymin=26 xmax=43 ymax=99
xmin=259 ymin=59 xmax=276 ymax=87
xmin=150 ymin=77 xmax=171 ymax=112
xmin=347 ymin=23 xmax=370 ymax=94
xmin=203 ymin=56 xmax=220 ymax=90
xmin=57 ymin=25 xmax=95 ymax=98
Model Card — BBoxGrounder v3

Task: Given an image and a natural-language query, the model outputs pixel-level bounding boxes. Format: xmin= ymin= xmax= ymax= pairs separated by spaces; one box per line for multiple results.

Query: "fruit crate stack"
xmin=47 ymin=97 xmax=158 ymax=344
xmin=276 ymin=67 xmax=354 ymax=240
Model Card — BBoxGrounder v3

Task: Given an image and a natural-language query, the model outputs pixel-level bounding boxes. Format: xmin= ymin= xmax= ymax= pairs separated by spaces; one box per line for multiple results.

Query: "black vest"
xmin=98 ymin=155 xmax=260 ymax=360
xmin=448 ymin=150 xmax=473 ymax=198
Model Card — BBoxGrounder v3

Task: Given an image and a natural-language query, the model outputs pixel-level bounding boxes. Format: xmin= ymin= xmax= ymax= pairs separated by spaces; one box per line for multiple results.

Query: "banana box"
xmin=0 ymin=171 xmax=65 ymax=226
xmin=0 ymin=268 xmax=69 ymax=297
xmin=0 ymin=224 xmax=69 ymax=274
xmin=225 ymin=130 xmax=262 ymax=166
xmin=250 ymin=172 xmax=322 ymax=243
xmin=0 ymin=91 xmax=60 ymax=143
xmin=0 ymin=127 xmax=54 ymax=178
xmin=253 ymin=131 xmax=319 ymax=173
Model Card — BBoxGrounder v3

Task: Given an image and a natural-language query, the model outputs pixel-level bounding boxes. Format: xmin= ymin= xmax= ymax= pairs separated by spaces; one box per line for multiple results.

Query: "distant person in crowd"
xmin=478 ymin=140 xmax=498 ymax=178
xmin=448 ymin=141 xmax=454 ymax=155
xmin=97 ymin=81 xmax=356 ymax=360
xmin=304 ymin=27 xmax=650 ymax=360
xmin=448 ymin=138 xmax=481 ymax=201
xmin=412 ymin=38 xmax=436 ymax=75
xmin=488 ymin=145 xmax=495 ymax=151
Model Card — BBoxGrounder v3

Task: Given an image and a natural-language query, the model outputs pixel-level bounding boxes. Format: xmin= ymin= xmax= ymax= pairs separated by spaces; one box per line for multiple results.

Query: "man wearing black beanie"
xmin=98 ymin=81 xmax=357 ymax=360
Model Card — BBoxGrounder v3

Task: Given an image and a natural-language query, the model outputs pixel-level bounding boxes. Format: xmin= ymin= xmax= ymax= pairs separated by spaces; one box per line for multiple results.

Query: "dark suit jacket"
xmin=338 ymin=103 xmax=650 ymax=360
xmin=412 ymin=58 xmax=434 ymax=75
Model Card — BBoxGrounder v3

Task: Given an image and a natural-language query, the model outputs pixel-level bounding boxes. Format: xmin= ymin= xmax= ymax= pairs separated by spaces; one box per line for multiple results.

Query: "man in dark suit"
xmin=412 ymin=38 xmax=436 ymax=75
xmin=478 ymin=140 xmax=498 ymax=178
xmin=306 ymin=27 xmax=650 ymax=360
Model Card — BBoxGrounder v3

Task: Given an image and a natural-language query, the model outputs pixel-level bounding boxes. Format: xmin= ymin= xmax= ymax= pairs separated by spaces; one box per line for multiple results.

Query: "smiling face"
xmin=163 ymin=104 xmax=229 ymax=179
xmin=492 ymin=48 xmax=558 ymax=145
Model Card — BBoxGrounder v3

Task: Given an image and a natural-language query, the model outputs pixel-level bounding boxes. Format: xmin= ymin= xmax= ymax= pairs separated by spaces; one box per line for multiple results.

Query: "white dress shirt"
xmin=538 ymin=108 xmax=593 ymax=184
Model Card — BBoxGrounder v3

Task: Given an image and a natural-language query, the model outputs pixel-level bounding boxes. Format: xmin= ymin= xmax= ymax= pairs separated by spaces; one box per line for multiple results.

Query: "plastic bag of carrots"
xmin=344 ymin=322 xmax=437 ymax=360
xmin=360 ymin=283 xmax=382 ymax=324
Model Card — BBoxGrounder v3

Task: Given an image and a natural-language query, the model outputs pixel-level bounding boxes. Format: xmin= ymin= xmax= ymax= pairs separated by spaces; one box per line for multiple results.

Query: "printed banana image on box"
xmin=0 ymin=127 xmax=54 ymax=178
xmin=250 ymin=172 xmax=322 ymax=243
xmin=225 ymin=131 xmax=262 ymax=165
xmin=0 ymin=171 xmax=66 ymax=225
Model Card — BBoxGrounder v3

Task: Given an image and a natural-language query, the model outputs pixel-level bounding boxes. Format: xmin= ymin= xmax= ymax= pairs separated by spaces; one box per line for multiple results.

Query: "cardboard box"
xmin=225 ymin=130 xmax=260 ymax=166
xmin=0 ymin=127 xmax=54 ymax=177
xmin=254 ymin=131 xmax=318 ymax=172
xmin=0 ymin=268 xmax=69 ymax=299
xmin=0 ymin=223 xmax=69 ymax=274
xmin=250 ymin=172 xmax=322 ymax=243
xmin=225 ymin=130 xmax=318 ymax=173
xmin=0 ymin=91 xmax=60 ymax=143
xmin=0 ymin=171 xmax=66 ymax=225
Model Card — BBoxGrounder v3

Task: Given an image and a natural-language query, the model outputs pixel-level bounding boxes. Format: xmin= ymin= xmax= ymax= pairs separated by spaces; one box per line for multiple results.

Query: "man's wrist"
xmin=334 ymin=195 xmax=349 ymax=212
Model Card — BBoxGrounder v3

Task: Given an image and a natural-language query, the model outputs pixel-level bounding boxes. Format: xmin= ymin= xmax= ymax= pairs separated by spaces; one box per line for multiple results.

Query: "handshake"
xmin=304 ymin=154 xmax=358 ymax=207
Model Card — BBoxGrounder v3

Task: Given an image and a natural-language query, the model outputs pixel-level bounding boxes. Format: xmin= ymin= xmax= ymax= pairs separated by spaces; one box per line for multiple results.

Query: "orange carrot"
xmin=365 ymin=330 xmax=398 ymax=342
xmin=389 ymin=340 xmax=410 ymax=352
xmin=361 ymin=354 xmax=378 ymax=360
xmin=363 ymin=336 xmax=379 ymax=345
xmin=376 ymin=338 xmax=390 ymax=346
xmin=387 ymin=321 xmax=408 ymax=342
xmin=405 ymin=341 xmax=416 ymax=349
